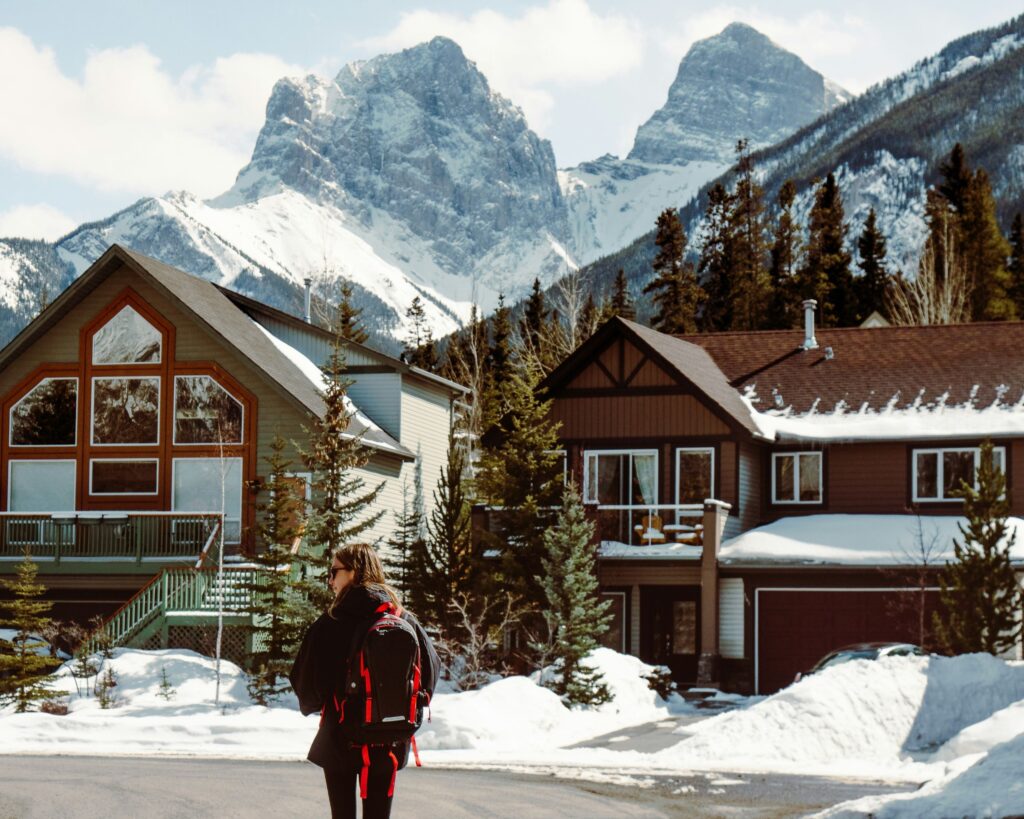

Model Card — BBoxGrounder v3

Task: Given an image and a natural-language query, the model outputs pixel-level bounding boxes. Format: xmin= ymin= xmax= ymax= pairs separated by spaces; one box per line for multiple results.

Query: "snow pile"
xmin=655 ymin=653 xmax=1024 ymax=780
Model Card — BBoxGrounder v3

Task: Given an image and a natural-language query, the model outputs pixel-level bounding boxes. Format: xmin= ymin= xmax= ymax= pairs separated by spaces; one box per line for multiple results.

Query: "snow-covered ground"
xmin=2 ymin=647 xmax=1023 ymax=816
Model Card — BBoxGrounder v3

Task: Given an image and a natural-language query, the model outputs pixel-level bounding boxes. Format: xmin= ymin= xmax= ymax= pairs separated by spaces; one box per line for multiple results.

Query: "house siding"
xmin=251 ymin=315 xmax=379 ymax=368
xmin=348 ymin=373 xmax=402 ymax=439
xmin=552 ymin=395 xmax=730 ymax=439
xmin=400 ymin=378 xmax=452 ymax=521
xmin=826 ymin=442 xmax=907 ymax=513
xmin=738 ymin=442 xmax=761 ymax=531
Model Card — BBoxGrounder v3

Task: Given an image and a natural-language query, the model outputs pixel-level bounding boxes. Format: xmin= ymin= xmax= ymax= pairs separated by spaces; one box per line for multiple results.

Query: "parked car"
xmin=794 ymin=642 xmax=925 ymax=682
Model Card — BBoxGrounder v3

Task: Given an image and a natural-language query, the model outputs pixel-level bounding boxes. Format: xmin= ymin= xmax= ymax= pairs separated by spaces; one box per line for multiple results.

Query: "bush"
xmin=643 ymin=665 xmax=677 ymax=700
xmin=40 ymin=698 xmax=69 ymax=715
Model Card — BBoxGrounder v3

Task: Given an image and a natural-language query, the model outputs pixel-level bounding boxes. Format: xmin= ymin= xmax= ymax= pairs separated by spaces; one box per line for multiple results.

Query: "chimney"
xmin=802 ymin=299 xmax=819 ymax=350
xmin=303 ymin=278 xmax=312 ymax=323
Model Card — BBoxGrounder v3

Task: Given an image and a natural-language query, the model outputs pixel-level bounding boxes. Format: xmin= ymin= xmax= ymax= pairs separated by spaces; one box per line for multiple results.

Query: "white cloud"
xmin=0 ymin=203 xmax=77 ymax=241
xmin=0 ymin=27 xmax=305 ymax=199
xmin=360 ymin=0 xmax=644 ymax=132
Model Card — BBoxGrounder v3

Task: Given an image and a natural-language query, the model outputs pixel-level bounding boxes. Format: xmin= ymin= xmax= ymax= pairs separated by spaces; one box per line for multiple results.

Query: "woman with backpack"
xmin=290 ymin=543 xmax=439 ymax=819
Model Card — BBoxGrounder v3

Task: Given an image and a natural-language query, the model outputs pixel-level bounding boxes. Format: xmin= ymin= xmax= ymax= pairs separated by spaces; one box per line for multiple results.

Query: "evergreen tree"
xmin=244 ymin=433 xmax=309 ymax=704
xmin=767 ymin=180 xmax=801 ymax=329
xmin=643 ymin=208 xmax=704 ymax=334
xmin=798 ymin=173 xmax=856 ymax=326
xmin=938 ymin=143 xmax=971 ymax=214
xmin=537 ymin=482 xmax=611 ymax=706
xmin=728 ymin=140 xmax=770 ymax=330
xmin=301 ymin=329 xmax=383 ymax=575
xmin=336 ymin=281 xmax=369 ymax=344
xmin=854 ymin=208 xmax=892 ymax=321
xmin=520 ymin=278 xmax=550 ymax=357
xmin=480 ymin=295 xmax=516 ymax=432
xmin=698 ymin=183 xmax=734 ymax=331
xmin=0 ymin=552 xmax=57 ymax=712
xmin=960 ymin=169 xmax=1014 ymax=321
xmin=606 ymin=269 xmax=636 ymax=321
xmin=387 ymin=454 xmax=426 ymax=607
xmin=933 ymin=442 xmax=1024 ymax=655
xmin=404 ymin=296 xmax=438 ymax=371
xmin=1009 ymin=213 xmax=1024 ymax=317
xmin=578 ymin=293 xmax=600 ymax=343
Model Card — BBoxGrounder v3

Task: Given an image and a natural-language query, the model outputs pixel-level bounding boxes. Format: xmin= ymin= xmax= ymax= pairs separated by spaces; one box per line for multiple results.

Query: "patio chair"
xmin=633 ymin=514 xmax=667 ymax=545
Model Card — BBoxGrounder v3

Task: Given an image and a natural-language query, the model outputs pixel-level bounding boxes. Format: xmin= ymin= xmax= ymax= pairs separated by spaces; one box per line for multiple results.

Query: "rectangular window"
xmin=92 ymin=377 xmax=160 ymax=445
xmin=598 ymin=591 xmax=627 ymax=653
xmin=8 ymin=460 xmax=76 ymax=511
xmin=676 ymin=447 xmax=714 ymax=506
xmin=772 ymin=451 xmax=822 ymax=504
xmin=172 ymin=458 xmax=243 ymax=543
xmin=90 ymin=459 xmax=158 ymax=495
xmin=913 ymin=446 xmax=1005 ymax=502
xmin=583 ymin=450 xmax=658 ymax=506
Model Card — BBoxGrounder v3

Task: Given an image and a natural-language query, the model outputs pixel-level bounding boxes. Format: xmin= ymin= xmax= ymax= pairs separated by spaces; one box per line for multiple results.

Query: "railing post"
xmin=698 ymin=499 xmax=731 ymax=688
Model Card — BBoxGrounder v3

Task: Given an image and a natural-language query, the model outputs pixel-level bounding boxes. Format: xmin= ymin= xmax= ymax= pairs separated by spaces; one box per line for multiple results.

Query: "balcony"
xmin=0 ymin=512 xmax=223 ymax=574
xmin=590 ymin=503 xmax=705 ymax=547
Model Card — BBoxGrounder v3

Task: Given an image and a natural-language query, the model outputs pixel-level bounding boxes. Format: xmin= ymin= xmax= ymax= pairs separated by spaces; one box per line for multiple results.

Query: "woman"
xmin=290 ymin=543 xmax=439 ymax=819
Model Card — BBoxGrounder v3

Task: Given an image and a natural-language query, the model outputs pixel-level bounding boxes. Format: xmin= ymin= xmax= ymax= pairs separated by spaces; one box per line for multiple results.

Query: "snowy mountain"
xmin=561 ymin=23 xmax=848 ymax=265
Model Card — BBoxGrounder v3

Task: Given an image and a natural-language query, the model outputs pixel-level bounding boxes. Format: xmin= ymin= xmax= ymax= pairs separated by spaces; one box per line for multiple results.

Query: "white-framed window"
xmin=89 ymin=459 xmax=159 ymax=496
xmin=173 ymin=375 xmax=244 ymax=445
xmin=676 ymin=447 xmax=714 ymax=506
xmin=9 ymin=377 xmax=78 ymax=447
xmin=8 ymin=459 xmax=76 ymax=512
xmin=171 ymin=457 xmax=243 ymax=543
xmin=598 ymin=591 xmax=627 ymax=653
xmin=772 ymin=451 xmax=822 ymax=504
xmin=913 ymin=446 xmax=1006 ymax=502
xmin=583 ymin=450 xmax=658 ymax=506
xmin=91 ymin=376 xmax=160 ymax=445
xmin=91 ymin=305 xmax=161 ymax=364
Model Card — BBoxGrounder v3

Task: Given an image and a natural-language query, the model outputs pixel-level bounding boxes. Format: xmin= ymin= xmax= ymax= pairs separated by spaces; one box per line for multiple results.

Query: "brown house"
xmin=535 ymin=306 xmax=1024 ymax=694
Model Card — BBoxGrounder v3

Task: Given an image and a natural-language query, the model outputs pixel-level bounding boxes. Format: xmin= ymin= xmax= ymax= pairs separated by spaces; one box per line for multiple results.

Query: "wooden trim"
xmin=593 ymin=357 xmax=618 ymax=388
xmin=622 ymin=354 xmax=649 ymax=388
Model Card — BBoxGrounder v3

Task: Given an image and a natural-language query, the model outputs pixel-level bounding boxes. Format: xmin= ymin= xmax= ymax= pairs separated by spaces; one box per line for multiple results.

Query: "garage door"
xmin=756 ymin=588 xmax=940 ymax=694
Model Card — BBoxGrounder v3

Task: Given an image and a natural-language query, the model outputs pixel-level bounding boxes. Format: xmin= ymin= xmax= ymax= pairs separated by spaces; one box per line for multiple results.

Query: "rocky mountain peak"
xmin=628 ymin=23 xmax=849 ymax=166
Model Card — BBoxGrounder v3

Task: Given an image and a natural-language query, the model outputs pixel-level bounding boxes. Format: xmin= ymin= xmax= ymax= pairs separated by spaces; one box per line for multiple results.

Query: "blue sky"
xmin=1 ymin=1 xmax=1022 ymax=239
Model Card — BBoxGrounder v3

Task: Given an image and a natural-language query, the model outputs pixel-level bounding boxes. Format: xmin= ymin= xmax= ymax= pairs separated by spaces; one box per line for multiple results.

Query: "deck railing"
xmin=591 ymin=503 xmax=705 ymax=547
xmin=0 ymin=512 xmax=222 ymax=563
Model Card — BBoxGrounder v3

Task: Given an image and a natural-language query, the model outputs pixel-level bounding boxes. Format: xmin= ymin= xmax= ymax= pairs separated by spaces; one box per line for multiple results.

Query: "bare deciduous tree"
xmin=435 ymin=592 xmax=520 ymax=690
xmin=889 ymin=217 xmax=970 ymax=325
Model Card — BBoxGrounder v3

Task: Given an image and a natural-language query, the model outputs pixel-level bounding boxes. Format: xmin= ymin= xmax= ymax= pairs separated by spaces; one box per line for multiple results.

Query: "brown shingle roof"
xmin=686 ymin=323 xmax=1024 ymax=414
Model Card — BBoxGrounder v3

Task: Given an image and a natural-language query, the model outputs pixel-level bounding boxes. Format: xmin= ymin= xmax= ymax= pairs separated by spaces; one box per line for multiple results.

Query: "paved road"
xmin=0 ymin=755 xmax=917 ymax=818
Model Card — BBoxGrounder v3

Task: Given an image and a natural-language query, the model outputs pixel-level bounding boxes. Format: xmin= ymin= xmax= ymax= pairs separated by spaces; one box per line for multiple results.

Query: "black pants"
xmin=324 ymin=745 xmax=399 ymax=819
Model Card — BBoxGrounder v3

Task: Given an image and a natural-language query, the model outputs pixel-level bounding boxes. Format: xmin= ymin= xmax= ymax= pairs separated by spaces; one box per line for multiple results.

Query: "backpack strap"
xmin=387 ymin=748 xmax=399 ymax=797
xmin=411 ymin=736 xmax=422 ymax=768
xmin=359 ymin=744 xmax=371 ymax=800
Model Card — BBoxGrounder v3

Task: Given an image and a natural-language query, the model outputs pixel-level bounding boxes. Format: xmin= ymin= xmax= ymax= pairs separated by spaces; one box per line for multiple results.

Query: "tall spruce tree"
xmin=728 ymin=140 xmax=770 ymax=330
xmin=0 ymin=552 xmax=57 ymax=711
xmin=960 ymin=169 xmax=1014 ymax=321
xmin=798 ymin=173 xmax=856 ymax=326
xmin=480 ymin=295 xmax=515 ymax=432
xmin=938 ymin=143 xmax=971 ymax=214
xmin=245 ymin=433 xmax=309 ymax=704
xmin=767 ymin=180 xmax=801 ymax=329
xmin=606 ymin=269 xmax=636 ymax=321
xmin=643 ymin=208 xmax=703 ymax=334
xmin=336 ymin=281 xmax=369 ymax=344
xmin=387 ymin=455 xmax=426 ymax=605
xmin=854 ymin=208 xmax=892 ymax=321
xmin=520 ymin=278 xmax=550 ymax=357
xmin=933 ymin=442 xmax=1024 ymax=655
xmin=536 ymin=481 xmax=611 ymax=706
xmin=698 ymin=183 xmax=734 ymax=331
xmin=404 ymin=296 xmax=439 ymax=370
xmin=1009 ymin=213 xmax=1024 ymax=316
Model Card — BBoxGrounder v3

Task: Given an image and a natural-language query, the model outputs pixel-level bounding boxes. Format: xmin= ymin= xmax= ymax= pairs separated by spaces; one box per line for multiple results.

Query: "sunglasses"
xmin=329 ymin=565 xmax=351 ymax=580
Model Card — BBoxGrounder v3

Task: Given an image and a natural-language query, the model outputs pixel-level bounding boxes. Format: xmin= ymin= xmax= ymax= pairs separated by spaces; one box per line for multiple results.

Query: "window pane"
xmin=943 ymin=450 xmax=974 ymax=498
xmin=677 ymin=450 xmax=712 ymax=505
xmin=92 ymin=377 xmax=159 ymax=444
xmin=91 ymin=460 xmax=158 ymax=494
xmin=174 ymin=376 xmax=243 ymax=444
xmin=9 ymin=461 xmax=75 ymax=511
xmin=92 ymin=305 xmax=161 ymax=364
xmin=11 ymin=378 xmax=77 ymax=446
xmin=596 ymin=454 xmax=625 ymax=504
xmin=172 ymin=458 xmax=242 ymax=543
xmin=774 ymin=455 xmax=794 ymax=502
xmin=672 ymin=601 xmax=697 ymax=655
xmin=799 ymin=453 xmax=821 ymax=502
xmin=598 ymin=593 xmax=625 ymax=652
xmin=584 ymin=454 xmax=598 ymax=502
xmin=916 ymin=452 xmax=938 ymax=498
xmin=631 ymin=453 xmax=658 ymax=505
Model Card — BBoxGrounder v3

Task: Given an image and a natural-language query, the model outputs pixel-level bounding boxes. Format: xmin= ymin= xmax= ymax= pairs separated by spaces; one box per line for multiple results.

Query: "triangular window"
xmin=92 ymin=305 xmax=161 ymax=364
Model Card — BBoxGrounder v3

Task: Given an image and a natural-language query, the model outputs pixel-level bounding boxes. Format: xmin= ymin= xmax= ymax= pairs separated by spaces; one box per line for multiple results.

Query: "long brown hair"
xmin=328 ymin=543 xmax=401 ymax=615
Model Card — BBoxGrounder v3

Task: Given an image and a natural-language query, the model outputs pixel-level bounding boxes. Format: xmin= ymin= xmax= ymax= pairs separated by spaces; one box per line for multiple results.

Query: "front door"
xmin=641 ymin=586 xmax=701 ymax=685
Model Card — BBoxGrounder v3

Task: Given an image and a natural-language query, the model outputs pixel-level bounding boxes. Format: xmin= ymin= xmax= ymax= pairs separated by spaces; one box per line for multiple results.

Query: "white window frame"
xmin=9 ymin=377 xmax=79 ymax=448
xmin=89 ymin=458 xmax=160 ymax=496
xmin=91 ymin=304 xmax=162 ymax=365
xmin=771 ymin=451 xmax=823 ymax=505
xmin=675 ymin=446 xmax=715 ymax=506
xmin=582 ymin=449 xmax=659 ymax=506
xmin=171 ymin=457 xmax=243 ymax=544
xmin=172 ymin=375 xmax=245 ymax=446
xmin=912 ymin=446 xmax=1006 ymax=503
xmin=7 ymin=459 xmax=77 ymax=512
xmin=90 ymin=376 xmax=161 ymax=447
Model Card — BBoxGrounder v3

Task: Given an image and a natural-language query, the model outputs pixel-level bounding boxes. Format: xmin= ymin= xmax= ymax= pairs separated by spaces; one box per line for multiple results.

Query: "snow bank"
xmin=654 ymin=653 xmax=1024 ymax=780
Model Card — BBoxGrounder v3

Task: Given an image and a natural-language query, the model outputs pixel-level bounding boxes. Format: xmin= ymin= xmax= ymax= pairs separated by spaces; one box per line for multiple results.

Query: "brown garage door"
xmin=756 ymin=588 xmax=940 ymax=694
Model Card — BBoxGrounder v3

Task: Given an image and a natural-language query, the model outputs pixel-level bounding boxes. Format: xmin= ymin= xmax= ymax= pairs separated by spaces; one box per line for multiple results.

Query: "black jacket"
xmin=289 ymin=585 xmax=440 ymax=768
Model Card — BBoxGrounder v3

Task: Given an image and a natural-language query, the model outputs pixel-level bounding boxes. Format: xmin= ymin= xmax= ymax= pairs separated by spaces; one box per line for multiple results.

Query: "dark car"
xmin=794 ymin=641 xmax=925 ymax=682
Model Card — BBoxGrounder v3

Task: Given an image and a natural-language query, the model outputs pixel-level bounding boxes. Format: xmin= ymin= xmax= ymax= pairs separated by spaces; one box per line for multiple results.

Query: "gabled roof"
xmin=0 ymin=245 xmax=413 ymax=459
xmin=541 ymin=316 xmax=764 ymax=439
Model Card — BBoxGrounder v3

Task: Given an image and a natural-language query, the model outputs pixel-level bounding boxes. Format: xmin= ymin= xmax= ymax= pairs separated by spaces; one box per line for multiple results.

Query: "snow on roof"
xmin=719 ymin=514 xmax=1024 ymax=566
xmin=252 ymin=321 xmax=411 ymax=457
xmin=599 ymin=541 xmax=703 ymax=560
xmin=743 ymin=387 xmax=1024 ymax=443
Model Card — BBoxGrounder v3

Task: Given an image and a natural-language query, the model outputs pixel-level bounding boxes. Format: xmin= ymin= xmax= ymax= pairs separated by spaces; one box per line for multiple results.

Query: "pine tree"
xmin=698 ymin=183 xmax=734 ymax=331
xmin=520 ymin=278 xmax=550 ymax=358
xmin=404 ymin=296 xmax=438 ymax=371
xmin=606 ymin=269 xmax=636 ymax=321
xmin=336 ymin=281 xmax=369 ymax=344
xmin=244 ymin=433 xmax=309 ymax=704
xmin=387 ymin=455 xmax=426 ymax=607
xmin=854 ymin=208 xmax=892 ymax=321
xmin=728 ymin=140 xmax=770 ymax=330
xmin=0 ymin=552 xmax=57 ymax=712
xmin=798 ymin=173 xmax=855 ymax=326
xmin=537 ymin=482 xmax=611 ymax=706
xmin=578 ymin=293 xmax=600 ymax=342
xmin=1009 ymin=213 xmax=1024 ymax=317
xmin=933 ymin=442 xmax=1024 ymax=655
xmin=767 ymin=180 xmax=801 ymax=329
xmin=480 ymin=295 xmax=515 ymax=432
xmin=960 ymin=169 xmax=1014 ymax=321
xmin=938 ymin=143 xmax=971 ymax=214
xmin=643 ymin=208 xmax=704 ymax=334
